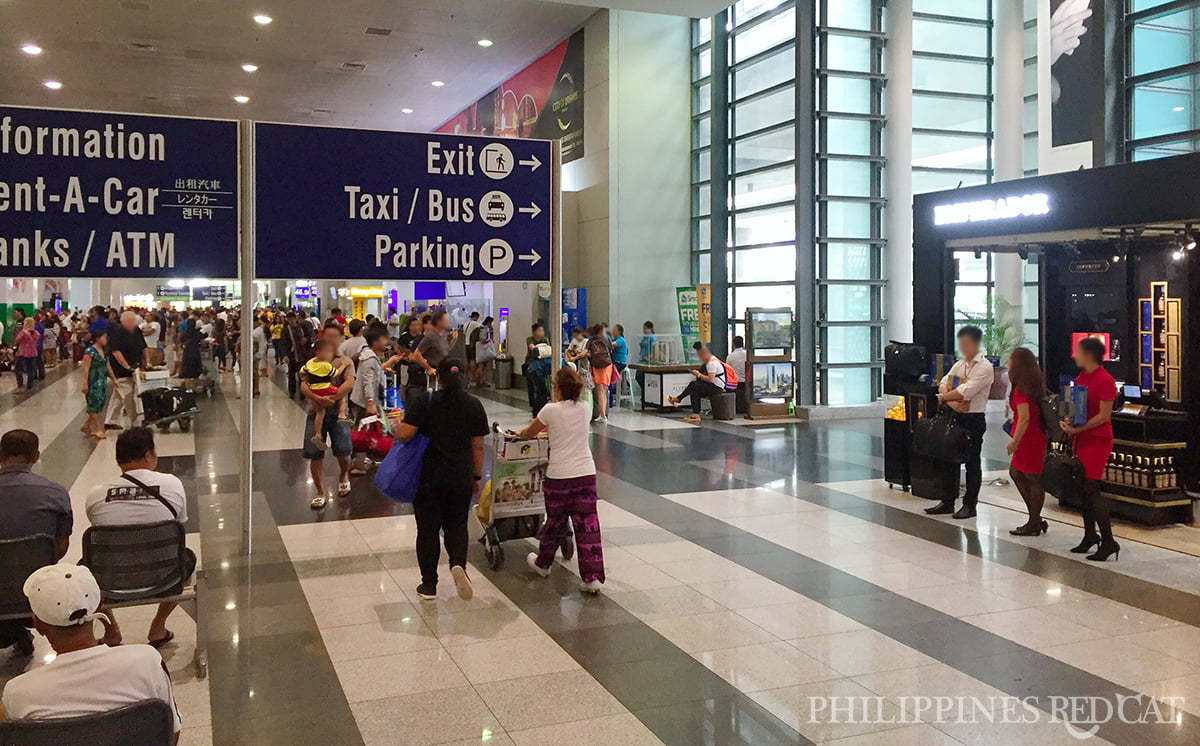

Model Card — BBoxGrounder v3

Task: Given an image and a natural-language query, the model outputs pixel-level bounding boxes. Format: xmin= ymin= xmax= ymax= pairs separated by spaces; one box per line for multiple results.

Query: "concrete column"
xmin=993 ymin=0 xmax=1027 ymax=339
xmin=884 ymin=0 xmax=914 ymax=343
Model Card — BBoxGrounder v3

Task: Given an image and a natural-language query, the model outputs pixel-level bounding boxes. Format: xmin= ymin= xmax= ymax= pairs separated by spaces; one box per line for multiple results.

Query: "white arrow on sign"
xmin=519 ymin=154 xmax=542 ymax=172
xmin=519 ymin=249 xmax=542 ymax=265
xmin=518 ymin=202 xmax=542 ymax=219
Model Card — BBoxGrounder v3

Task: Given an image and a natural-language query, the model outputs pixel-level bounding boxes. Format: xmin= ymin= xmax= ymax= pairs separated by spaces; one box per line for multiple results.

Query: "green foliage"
xmin=958 ymin=296 xmax=1024 ymax=362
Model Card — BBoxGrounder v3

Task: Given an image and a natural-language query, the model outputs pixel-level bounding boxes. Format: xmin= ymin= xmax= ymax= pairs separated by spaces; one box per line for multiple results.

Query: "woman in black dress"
xmin=180 ymin=317 xmax=204 ymax=387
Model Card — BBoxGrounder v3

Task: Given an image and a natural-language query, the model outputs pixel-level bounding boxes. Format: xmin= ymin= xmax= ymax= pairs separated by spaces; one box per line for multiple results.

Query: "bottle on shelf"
xmin=1167 ymin=456 xmax=1178 ymax=489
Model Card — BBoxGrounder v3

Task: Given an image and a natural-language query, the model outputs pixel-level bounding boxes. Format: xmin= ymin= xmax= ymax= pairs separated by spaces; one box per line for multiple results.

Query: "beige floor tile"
xmin=1039 ymin=598 xmax=1182 ymax=637
xmin=695 ymin=640 xmax=840 ymax=692
xmin=299 ymin=569 xmax=402 ymax=600
xmin=689 ymin=575 xmax=801 ymax=609
xmin=853 ymin=662 xmax=1008 ymax=705
xmin=423 ymin=607 xmax=544 ymax=647
xmin=350 ymin=686 xmax=502 ymax=746
xmin=1131 ymin=674 xmax=1200 ymax=717
xmin=899 ymin=582 xmax=1035 ymax=618
xmin=437 ymin=735 xmax=515 ymax=746
xmin=1041 ymin=638 xmax=1197 ymax=689
xmin=788 ymin=629 xmax=937 ymax=677
xmin=748 ymin=678 xmax=912 ymax=742
xmin=508 ymin=712 xmax=662 ymax=746
xmin=1118 ymin=625 xmax=1200 ymax=666
xmin=605 ymin=585 xmax=725 ymax=620
xmin=654 ymin=556 xmax=763 ymax=585
xmin=447 ymin=634 xmax=580 ymax=684
xmin=309 ymin=592 xmax=419 ymax=629
xmin=177 ymin=725 xmax=213 ymax=746
xmin=321 ymin=617 xmax=441 ymax=662
xmin=822 ymin=722 xmax=963 ymax=746
xmin=475 ymin=669 xmax=626 ymax=731
xmin=172 ymin=679 xmax=212 ymax=728
xmin=962 ymin=607 xmax=1107 ymax=651
xmin=621 ymin=540 xmax=718 ymax=564
xmin=739 ymin=601 xmax=866 ymax=640
xmin=646 ymin=611 xmax=777 ymax=653
xmin=334 ymin=647 xmax=468 ymax=703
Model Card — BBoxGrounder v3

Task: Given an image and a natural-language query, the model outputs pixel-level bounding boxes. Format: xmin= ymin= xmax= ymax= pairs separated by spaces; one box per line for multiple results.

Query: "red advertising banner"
xmin=436 ymin=29 xmax=584 ymax=163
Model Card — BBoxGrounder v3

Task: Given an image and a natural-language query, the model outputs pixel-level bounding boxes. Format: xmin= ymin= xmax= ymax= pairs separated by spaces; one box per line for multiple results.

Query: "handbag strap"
xmin=120 ymin=473 xmax=179 ymax=520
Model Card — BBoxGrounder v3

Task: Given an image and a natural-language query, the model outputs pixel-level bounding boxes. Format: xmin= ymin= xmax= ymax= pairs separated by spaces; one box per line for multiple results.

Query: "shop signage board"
xmin=254 ymin=123 xmax=554 ymax=282
xmin=0 ymin=106 xmax=238 ymax=278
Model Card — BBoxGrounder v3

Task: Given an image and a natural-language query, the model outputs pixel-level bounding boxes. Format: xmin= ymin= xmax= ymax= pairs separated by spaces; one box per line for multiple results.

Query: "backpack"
xmin=716 ymin=359 xmax=738 ymax=391
xmin=587 ymin=337 xmax=612 ymax=368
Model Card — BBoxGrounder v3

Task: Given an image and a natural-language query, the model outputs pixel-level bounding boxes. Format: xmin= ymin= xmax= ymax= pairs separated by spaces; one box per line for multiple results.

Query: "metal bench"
xmin=0 ymin=535 xmax=56 ymax=632
xmin=82 ymin=521 xmax=207 ymax=679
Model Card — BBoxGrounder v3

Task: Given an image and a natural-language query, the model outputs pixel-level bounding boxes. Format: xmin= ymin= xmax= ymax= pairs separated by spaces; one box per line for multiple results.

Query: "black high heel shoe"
xmin=1069 ymin=535 xmax=1100 ymax=554
xmin=1009 ymin=520 xmax=1047 ymax=537
xmin=1086 ymin=541 xmax=1120 ymax=562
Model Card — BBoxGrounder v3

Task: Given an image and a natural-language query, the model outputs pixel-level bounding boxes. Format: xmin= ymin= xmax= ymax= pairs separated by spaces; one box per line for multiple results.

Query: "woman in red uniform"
xmin=1060 ymin=336 xmax=1119 ymax=561
xmin=1006 ymin=348 xmax=1048 ymax=536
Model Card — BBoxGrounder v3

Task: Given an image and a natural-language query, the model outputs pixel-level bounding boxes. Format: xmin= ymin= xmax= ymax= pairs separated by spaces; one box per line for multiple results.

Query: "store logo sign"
xmin=934 ymin=193 xmax=1051 ymax=226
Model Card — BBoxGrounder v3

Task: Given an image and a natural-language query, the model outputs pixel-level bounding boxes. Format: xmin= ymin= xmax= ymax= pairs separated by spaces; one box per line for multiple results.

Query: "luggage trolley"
xmin=477 ymin=424 xmax=573 ymax=570
xmin=137 ymin=369 xmax=200 ymax=433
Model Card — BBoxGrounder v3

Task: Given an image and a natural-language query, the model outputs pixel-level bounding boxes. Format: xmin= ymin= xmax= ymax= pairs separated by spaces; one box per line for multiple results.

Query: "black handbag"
xmin=1043 ymin=447 xmax=1084 ymax=501
xmin=912 ymin=405 xmax=973 ymax=463
xmin=884 ymin=341 xmax=928 ymax=380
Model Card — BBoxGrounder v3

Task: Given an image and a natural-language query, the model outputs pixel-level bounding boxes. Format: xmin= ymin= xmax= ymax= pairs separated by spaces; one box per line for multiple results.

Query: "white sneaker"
xmin=580 ymin=580 xmax=603 ymax=594
xmin=450 ymin=565 xmax=474 ymax=600
xmin=526 ymin=552 xmax=551 ymax=577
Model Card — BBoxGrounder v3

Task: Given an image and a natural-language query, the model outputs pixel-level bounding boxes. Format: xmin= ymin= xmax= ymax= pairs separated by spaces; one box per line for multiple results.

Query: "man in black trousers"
xmin=926 ymin=326 xmax=994 ymax=520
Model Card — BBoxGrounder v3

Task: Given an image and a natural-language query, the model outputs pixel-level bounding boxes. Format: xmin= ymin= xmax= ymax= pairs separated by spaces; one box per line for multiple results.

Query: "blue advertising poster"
xmin=255 ymin=123 xmax=553 ymax=281
xmin=0 ymin=106 xmax=238 ymax=278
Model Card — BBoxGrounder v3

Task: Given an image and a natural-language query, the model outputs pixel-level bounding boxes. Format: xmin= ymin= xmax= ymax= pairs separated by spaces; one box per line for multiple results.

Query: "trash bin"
xmin=493 ymin=355 xmax=514 ymax=389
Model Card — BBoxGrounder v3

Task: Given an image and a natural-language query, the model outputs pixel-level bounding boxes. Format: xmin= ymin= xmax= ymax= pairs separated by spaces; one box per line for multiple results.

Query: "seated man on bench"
xmin=85 ymin=427 xmax=194 ymax=649
xmin=667 ymin=342 xmax=730 ymax=424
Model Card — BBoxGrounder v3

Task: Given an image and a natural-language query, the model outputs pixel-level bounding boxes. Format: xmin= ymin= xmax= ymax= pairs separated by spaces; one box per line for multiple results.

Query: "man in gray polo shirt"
xmin=0 ymin=429 xmax=73 ymax=657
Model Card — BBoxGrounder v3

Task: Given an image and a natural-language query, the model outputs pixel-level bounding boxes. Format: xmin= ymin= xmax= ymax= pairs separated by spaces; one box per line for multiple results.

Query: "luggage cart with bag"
xmin=476 ymin=423 xmax=573 ymax=570
xmin=138 ymin=369 xmax=199 ymax=433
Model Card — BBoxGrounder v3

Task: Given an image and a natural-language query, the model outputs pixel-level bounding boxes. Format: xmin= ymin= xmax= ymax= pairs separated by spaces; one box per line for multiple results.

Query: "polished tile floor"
xmin=1 ymin=363 xmax=1199 ymax=745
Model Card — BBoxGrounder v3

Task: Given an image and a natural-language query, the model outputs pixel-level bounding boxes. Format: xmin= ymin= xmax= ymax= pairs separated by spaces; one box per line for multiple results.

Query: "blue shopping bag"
xmin=384 ymin=386 xmax=403 ymax=409
xmin=373 ymin=432 xmax=430 ymax=502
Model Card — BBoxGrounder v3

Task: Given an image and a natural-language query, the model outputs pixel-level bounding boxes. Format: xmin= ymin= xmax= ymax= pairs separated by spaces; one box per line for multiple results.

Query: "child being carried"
xmin=301 ymin=340 xmax=353 ymax=452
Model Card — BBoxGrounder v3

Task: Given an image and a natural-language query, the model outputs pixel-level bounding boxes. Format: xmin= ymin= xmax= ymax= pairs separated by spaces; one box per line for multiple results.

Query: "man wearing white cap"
xmin=0 ymin=563 xmax=181 ymax=737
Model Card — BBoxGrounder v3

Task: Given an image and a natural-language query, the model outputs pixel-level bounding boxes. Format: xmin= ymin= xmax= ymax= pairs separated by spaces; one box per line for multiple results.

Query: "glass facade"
xmin=691 ymin=0 xmax=886 ymax=406
xmin=1126 ymin=1 xmax=1200 ymax=160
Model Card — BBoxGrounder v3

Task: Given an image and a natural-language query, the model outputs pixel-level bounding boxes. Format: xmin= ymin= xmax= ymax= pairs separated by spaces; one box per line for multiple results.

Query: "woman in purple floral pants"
xmin=516 ymin=367 xmax=606 ymax=592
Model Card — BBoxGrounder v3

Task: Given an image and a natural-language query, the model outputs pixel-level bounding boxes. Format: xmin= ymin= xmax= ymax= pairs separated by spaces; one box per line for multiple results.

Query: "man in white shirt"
xmin=727 ymin=335 xmax=748 ymax=413
xmin=0 ymin=563 xmax=181 ymax=737
xmin=86 ymin=427 xmax=193 ymax=648
xmin=926 ymin=325 xmax=995 ymax=519
xmin=666 ymin=341 xmax=729 ymax=423
xmin=338 ymin=319 xmax=369 ymax=369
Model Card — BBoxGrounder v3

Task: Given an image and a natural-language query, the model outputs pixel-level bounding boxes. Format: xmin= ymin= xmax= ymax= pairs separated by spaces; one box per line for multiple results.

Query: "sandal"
xmin=148 ymin=630 xmax=175 ymax=649
xmin=337 ymin=480 xmax=352 ymax=496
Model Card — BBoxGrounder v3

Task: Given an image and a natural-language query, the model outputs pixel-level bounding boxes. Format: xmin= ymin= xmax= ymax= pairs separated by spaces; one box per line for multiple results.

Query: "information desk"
xmin=629 ymin=363 xmax=698 ymax=410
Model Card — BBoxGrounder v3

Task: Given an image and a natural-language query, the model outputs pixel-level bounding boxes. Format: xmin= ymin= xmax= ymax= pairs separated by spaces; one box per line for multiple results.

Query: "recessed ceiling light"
xmin=44 ymin=80 xmax=62 ymax=90
xmin=242 ymin=63 xmax=259 ymax=72
xmin=253 ymin=14 xmax=272 ymax=25
xmin=234 ymin=95 xmax=250 ymax=103
xmin=401 ymin=108 xmax=413 ymax=114
xmin=21 ymin=44 xmax=43 ymax=55
xmin=1173 ymin=106 xmax=1185 ymax=112
xmin=477 ymin=39 xmax=493 ymax=48
xmin=431 ymin=80 xmax=445 ymax=87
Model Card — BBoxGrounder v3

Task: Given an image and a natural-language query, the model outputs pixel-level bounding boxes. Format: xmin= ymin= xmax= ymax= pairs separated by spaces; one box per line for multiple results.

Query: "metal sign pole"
xmin=239 ymin=120 xmax=255 ymax=555
xmin=551 ymin=140 xmax=563 ymax=372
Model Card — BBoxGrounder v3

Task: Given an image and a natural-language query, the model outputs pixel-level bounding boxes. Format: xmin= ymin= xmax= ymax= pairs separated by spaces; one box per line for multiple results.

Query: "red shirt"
xmin=1009 ymin=388 xmax=1047 ymax=474
xmin=1072 ymin=366 xmax=1116 ymax=480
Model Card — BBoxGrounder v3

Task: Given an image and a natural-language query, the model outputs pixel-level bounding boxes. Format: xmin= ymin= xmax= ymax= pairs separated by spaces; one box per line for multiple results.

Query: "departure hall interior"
xmin=3 ymin=1 xmax=1200 ymax=745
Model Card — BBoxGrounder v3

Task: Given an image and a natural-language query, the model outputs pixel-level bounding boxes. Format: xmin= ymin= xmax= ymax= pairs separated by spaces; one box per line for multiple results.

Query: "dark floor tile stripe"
xmin=593 ymin=466 xmax=1200 ymax=745
xmin=35 ymin=409 xmax=100 ymax=488
xmin=0 ymin=361 xmax=75 ymax=412
xmin=478 ymin=547 xmax=810 ymax=746
xmin=194 ymin=387 xmax=364 ymax=746
xmin=654 ymin=426 xmax=1200 ymax=627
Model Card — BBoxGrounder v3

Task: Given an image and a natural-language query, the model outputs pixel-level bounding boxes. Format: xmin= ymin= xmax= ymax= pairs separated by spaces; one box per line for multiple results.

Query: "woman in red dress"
xmin=1006 ymin=348 xmax=1048 ymax=536
xmin=1060 ymin=336 xmax=1119 ymax=561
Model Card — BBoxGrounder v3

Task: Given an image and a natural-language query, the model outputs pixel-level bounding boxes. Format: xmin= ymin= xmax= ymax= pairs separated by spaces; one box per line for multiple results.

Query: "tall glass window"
xmin=910 ymin=1 xmax=994 ymax=193
xmin=691 ymin=18 xmax=714 ymax=284
xmin=1024 ymin=0 xmax=1039 ymax=176
xmin=1125 ymin=1 xmax=1200 ymax=160
xmin=816 ymin=0 xmax=886 ymax=405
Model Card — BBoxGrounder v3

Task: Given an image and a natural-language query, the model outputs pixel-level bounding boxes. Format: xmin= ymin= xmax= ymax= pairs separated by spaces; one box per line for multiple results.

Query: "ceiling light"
xmin=233 ymin=95 xmax=250 ymax=104
xmin=253 ymin=14 xmax=272 ymax=25
xmin=242 ymin=63 xmax=258 ymax=72
xmin=431 ymin=80 xmax=445 ymax=87
xmin=477 ymin=39 xmax=493 ymax=48
xmin=44 ymin=80 xmax=62 ymax=90
xmin=21 ymin=44 xmax=43 ymax=55
xmin=1173 ymin=106 xmax=1186 ymax=112
xmin=401 ymin=108 xmax=413 ymax=114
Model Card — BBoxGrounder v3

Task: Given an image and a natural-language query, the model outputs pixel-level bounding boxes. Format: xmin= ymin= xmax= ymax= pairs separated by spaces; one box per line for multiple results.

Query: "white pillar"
xmin=884 ymin=0 xmax=914 ymax=342
xmin=993 ymin=0 xmax=1027 ymax=339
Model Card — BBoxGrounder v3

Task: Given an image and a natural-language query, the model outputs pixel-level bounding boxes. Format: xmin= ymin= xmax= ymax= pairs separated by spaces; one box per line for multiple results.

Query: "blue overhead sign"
xmin=0 ymin=106 xmax=238 ymax=278
xmin=254 ymin=123 xmax=553 ymax=281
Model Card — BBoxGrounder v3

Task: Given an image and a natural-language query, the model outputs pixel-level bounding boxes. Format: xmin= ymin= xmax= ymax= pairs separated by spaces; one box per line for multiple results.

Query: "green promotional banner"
xmin=676 ymin=286 xmax=699 ymax=361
